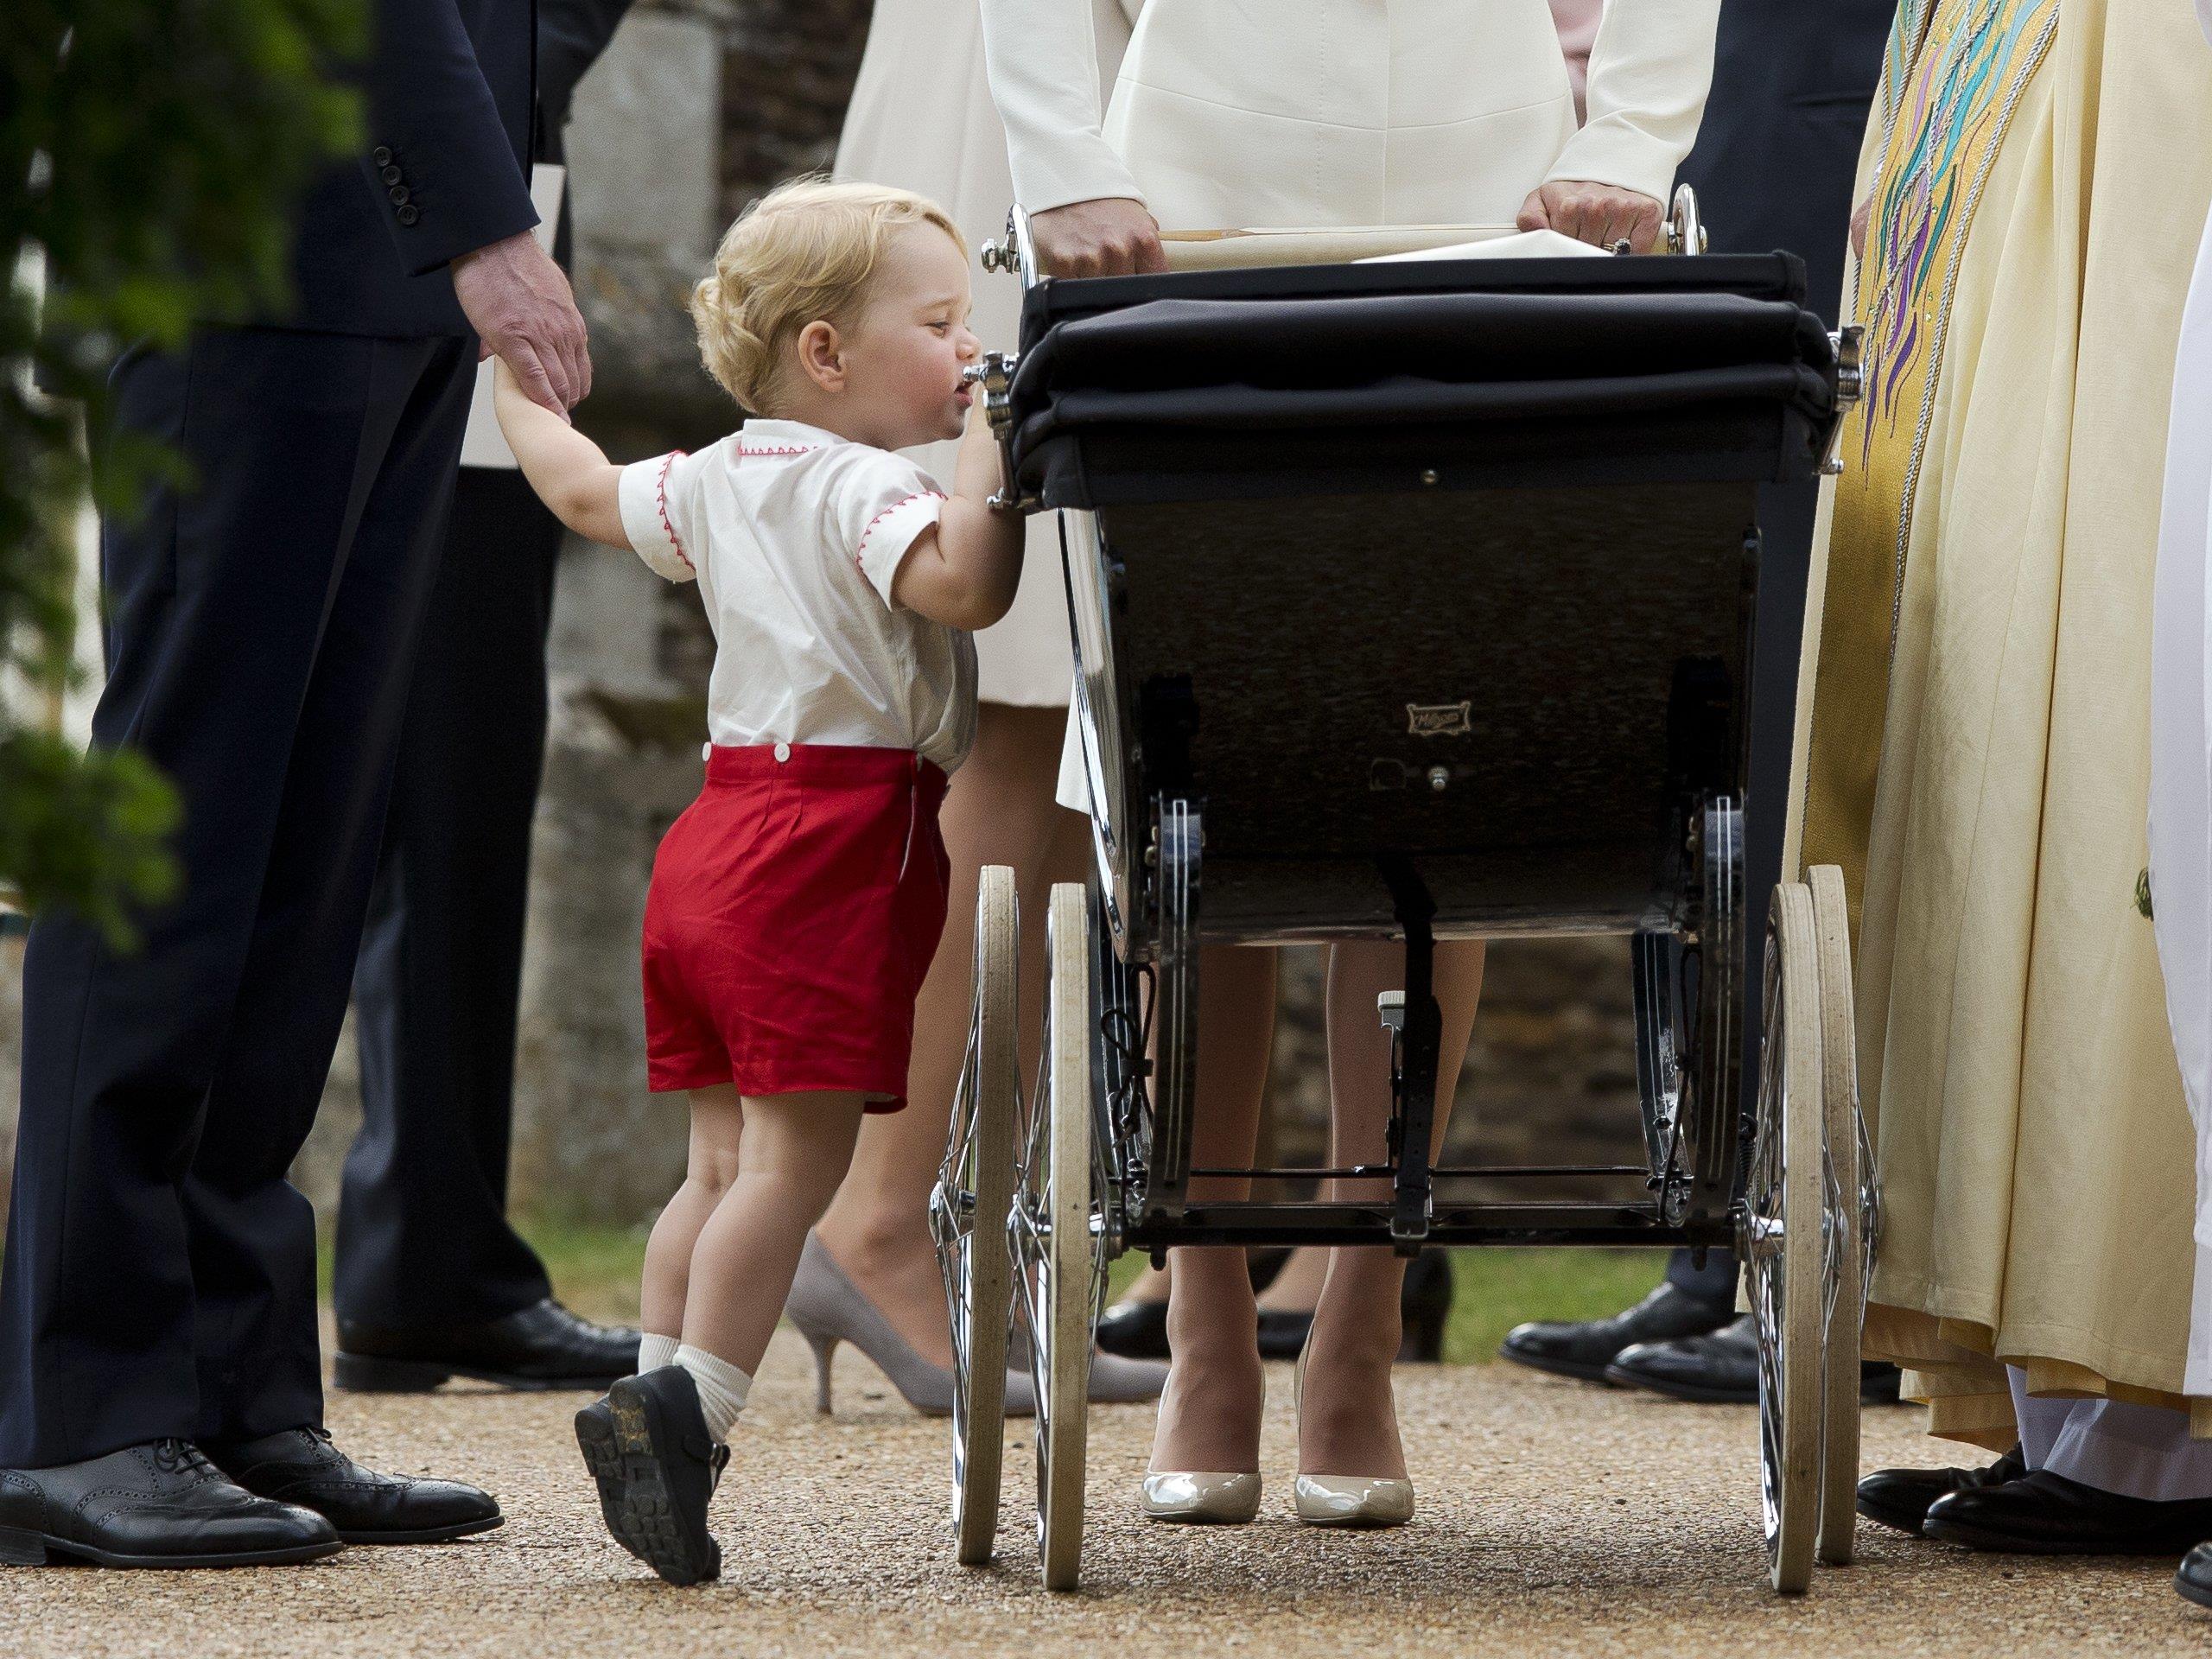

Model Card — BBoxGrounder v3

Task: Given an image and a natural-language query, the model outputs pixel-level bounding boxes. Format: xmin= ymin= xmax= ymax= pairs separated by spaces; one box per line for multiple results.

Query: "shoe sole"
xmin=1601 ymin=1363 xmax=1756 ymax=1404
xmin=2179 ymin=1570 xmax=2212 ymax=1610
xmin=334 ymin=1514 xmax=505 ymax=1546
xmin=1496 ymin=1348 xmax=1620 ymax=1385
xmin=336 ymin=1352 xmax=626 ymax=1394
xmin=0 ymin=1526 xmax=344 ymax=1569
xmin=575 ymin=1381 xmax=720 ymax=1586
xmin=1923 ymin=1515 xmax=2193 ymax=1556
xmin=1853 ymin=1495 xmax=1931 ymax=1538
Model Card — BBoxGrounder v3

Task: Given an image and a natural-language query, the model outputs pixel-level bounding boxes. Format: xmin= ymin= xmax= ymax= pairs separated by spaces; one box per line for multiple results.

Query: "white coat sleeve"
xmin=1546 ymin=0 xmax=1725 ymax=208
xmin=980 ymin=0 xmax=1147 ymax=213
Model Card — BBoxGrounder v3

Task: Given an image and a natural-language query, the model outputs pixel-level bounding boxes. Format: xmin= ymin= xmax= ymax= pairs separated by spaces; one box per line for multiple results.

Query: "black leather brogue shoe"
xmin=1499 ymin=1283 xmax=1732 ymax=1382
xmin=0 ymin=1440 xmax=341 ymax=1568
xmin=335 ymin=1298 xmax=641 ymax=1392
xmin=207 ymin=1427 xmax=501 ymax=1545
xmin=1924 ymin=1470 xmax=2212 ymax=1556
xmin=1856 ymin=1446 xmax=2026 ymax=1536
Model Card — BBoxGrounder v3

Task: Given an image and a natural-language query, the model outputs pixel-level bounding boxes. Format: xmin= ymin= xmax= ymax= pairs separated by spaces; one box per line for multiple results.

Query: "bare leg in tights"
xmin=639 ymin=1085 xmax=868 ymax=1377
xmin=1150 ymin=939 xmax=1483 ymax=1478
xmin=1300 ymin=939 xmax=1483 ymax=1478
xmin=1147 ymin=945 xmax=1278 ymax=1475
xmin=813 ymin=703 xmax=1084 ymax=1365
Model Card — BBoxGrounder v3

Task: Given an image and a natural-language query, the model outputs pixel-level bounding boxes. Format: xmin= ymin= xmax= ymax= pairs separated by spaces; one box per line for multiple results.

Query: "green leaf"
xmin=3 ymin=0 xmax=362 ymax=925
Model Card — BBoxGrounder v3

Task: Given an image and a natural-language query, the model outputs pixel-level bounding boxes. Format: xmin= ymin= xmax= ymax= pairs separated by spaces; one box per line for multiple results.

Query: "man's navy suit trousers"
xmin=0 ymin=326 xmax=474 ymax=1465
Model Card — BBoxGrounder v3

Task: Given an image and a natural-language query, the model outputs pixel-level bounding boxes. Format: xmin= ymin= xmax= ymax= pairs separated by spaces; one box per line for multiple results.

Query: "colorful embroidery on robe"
xmin=1796 ymin=0 xmax=2060 ymax=925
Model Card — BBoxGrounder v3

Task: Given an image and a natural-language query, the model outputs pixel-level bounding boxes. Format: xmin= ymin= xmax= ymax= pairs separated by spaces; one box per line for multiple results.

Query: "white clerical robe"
xmin=980 ymin=0 xmax=1719 ymax=229
xmin=2150 ymin=0 xmax=2212 ymax=1401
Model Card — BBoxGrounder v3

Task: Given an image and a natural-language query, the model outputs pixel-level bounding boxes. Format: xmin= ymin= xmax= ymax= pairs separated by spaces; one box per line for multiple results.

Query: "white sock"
xmin=638 ymin=1332 xmax=681 ymax=1375
xmin=676 ymin=1344 xmax=753 ymax=1444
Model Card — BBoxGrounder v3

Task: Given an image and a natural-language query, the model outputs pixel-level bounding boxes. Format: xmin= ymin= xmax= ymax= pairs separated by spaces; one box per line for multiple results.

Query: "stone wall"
xmin=3 ymin=0 xmax=1646 ymax=1234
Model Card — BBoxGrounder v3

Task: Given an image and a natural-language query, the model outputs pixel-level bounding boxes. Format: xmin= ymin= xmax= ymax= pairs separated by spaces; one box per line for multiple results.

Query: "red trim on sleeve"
xmin=855 ymin=491 xmax=949 ymax=575
xmin=656 ymin=451 xmax=694 ymax=572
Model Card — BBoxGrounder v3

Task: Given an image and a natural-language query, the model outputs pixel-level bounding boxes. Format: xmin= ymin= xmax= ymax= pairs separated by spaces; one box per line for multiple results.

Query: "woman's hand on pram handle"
xmin=1516 ymin=180 xmax=1665 ymax=254
xmin=1031 ymin=197 xmax=1171 ymax=277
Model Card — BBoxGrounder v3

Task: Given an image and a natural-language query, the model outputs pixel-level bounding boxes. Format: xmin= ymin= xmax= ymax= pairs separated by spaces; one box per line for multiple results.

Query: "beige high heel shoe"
xmin=1293 ymin=1341 xmax=1414 ymax=1528
xmin=1139 ymin=1376 xmax=1265 ymax=1524
xmin=1139 ymin=1470 xmax=1264 ymax=1524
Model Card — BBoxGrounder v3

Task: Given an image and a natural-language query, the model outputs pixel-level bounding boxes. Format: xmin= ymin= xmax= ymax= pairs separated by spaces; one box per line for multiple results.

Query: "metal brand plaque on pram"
xmin=1406 ymin=701 xmax=1472 ymax=738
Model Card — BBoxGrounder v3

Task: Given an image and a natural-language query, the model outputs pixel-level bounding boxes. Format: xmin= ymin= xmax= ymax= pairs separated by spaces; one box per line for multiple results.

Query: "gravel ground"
xmin=4 ymin=1332 xmax=2202 ymax=1659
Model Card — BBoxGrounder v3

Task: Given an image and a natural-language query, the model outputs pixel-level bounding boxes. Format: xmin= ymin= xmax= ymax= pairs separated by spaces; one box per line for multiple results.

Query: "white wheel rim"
xmin=930 ymin=868 xmax=1017 ymax=1562
xmin=1743 ymin=886 xmax=1823 ymax=1593
xmin=1011 ymin=885 xmax=1102 ymax=1590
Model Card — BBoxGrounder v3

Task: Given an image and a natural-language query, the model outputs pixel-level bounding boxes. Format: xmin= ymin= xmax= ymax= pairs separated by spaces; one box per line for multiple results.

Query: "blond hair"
xmin=689 ymin=177 xmax=965 ymax=414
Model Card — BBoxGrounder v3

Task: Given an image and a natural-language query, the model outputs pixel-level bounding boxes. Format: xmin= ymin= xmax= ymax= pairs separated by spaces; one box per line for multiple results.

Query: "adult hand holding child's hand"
xmin=454 ymin=230 xmax=594 ymax=418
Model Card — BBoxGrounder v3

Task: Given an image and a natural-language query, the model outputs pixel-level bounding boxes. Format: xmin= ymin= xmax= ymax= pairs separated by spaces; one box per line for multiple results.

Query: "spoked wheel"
xmin=930 ymin=866 xmax=1020 ymax=1566
xmin=1739 ymin=882 xmax=1825 ymax=1594
xmin=1010 ymin=882 xmax=1103 ymax=1592
xmin=1807 ymin=864 xmax=1866 ymax=1567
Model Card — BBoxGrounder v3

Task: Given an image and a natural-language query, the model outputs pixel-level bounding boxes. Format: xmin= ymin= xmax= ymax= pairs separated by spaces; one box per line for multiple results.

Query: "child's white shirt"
xmin=616 ymin=418 xmax=979 ymax=774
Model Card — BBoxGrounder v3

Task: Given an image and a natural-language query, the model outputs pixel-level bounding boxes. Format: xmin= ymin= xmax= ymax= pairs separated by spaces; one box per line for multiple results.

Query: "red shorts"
xmin=642 ymin=744 xmax=950 ymax=1107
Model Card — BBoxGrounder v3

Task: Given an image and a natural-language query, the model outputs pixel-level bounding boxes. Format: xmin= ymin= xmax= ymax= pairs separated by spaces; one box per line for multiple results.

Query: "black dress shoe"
xmin=1856 ymin=1446 xmax=2027 ymax=1535
xmin=335 ymin=1298 xmax=641 ymax=1392
xmin=0 ymin=1440 xmax=341 ymax=1568
xmin=1609 ymin=1314 xmax=1915 ymax=1406
xmin=1255 ymin=1255 xmax=1454 ymax=1360
xmin=1103 ymin=1251 xmax=1456 ymax=1362
xmin=1096 ymin=1249 xmax=1306 ymax=1358
xmin=2177 ymin=1541 xmax=2212 ymax=1607
xmin=1397 ymin=1250 xmax=1453 ymax=1363
xmin=1096 ymin=1298 xmax=1171 ymax=1360
xmin=207 ymin=1427 xmax=501 ymax=1545
xmin=575 ymin=1366 xmax=727 ymax=1586
xmin=1500 ymin=1282 xmax=1732 ymax=1382
xmin=1607 ymin=1312 xmax=1758 ymax=1401
xmin=1924 ymin=1470 xmax=2212 ymax=1555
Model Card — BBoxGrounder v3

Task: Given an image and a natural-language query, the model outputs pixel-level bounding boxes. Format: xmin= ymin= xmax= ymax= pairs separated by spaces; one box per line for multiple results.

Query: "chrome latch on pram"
xmin=962 ymin=353 xmax=1035 ymax=512
xmin=1819 ymin=325 xmax=1866 ymax=477
xmin=981 ymin=205 xmax=1044 ymax=290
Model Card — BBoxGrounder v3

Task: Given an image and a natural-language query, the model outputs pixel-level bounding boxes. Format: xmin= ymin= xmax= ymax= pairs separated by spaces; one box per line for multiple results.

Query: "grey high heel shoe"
xmin=786 ymin=1235 xmax=1166 ymax=1418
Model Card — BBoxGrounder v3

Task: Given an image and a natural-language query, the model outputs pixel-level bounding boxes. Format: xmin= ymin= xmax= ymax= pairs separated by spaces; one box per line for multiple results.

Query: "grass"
xmin=330 ymin=1222 xmax=1668 ymax=1367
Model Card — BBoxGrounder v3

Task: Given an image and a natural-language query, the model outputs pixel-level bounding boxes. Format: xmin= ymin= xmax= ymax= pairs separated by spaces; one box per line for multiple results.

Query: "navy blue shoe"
xmin=575 ymin=1367 xmax=728 ymax=1586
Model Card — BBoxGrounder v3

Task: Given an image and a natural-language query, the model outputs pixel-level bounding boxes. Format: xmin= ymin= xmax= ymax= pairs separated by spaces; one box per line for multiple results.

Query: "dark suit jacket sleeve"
xmin=357 ymin=0 xmax=542 ymax=276
xmin=537 ymin=0 xmax=636 ymax=161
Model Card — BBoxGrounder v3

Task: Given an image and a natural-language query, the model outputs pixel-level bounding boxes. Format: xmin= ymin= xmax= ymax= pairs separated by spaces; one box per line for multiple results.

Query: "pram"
xmin=928 ymin=191 xmax=1872 ymax=1596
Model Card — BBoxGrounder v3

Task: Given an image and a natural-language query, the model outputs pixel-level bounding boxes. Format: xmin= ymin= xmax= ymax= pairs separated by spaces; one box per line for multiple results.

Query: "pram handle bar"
xmin=982 ymin=184 xmax=1713 ymax=276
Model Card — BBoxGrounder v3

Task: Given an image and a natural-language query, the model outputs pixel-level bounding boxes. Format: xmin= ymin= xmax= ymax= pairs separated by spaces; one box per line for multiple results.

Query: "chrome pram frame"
xmin=930 ymin=193 xmax=1878 ymax=1600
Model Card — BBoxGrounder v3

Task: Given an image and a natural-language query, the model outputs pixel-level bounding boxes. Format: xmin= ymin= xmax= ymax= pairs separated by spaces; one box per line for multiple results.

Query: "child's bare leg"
xmin=680 ymin=1091 xmax=868 ymax=1380
xmin=1299 ymin=939 xmax=1484 ymax=1478
xmin=1150 ymin=944 xmax=1275 ymax=1476
xmin=639 ymin=1084 xmax=745 ymax=1357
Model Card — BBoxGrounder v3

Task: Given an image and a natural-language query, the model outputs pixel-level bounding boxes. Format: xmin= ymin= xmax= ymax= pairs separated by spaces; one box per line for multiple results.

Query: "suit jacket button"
xmin=397 ymin=204 xmax=420 ymax=226
xmin=380 ymin=164 xmax=402 ymax=185
xmin=372 ymin=145 xmax=393 ymax=166
xmin=388 ymin=184 xmax=410 ymax=206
